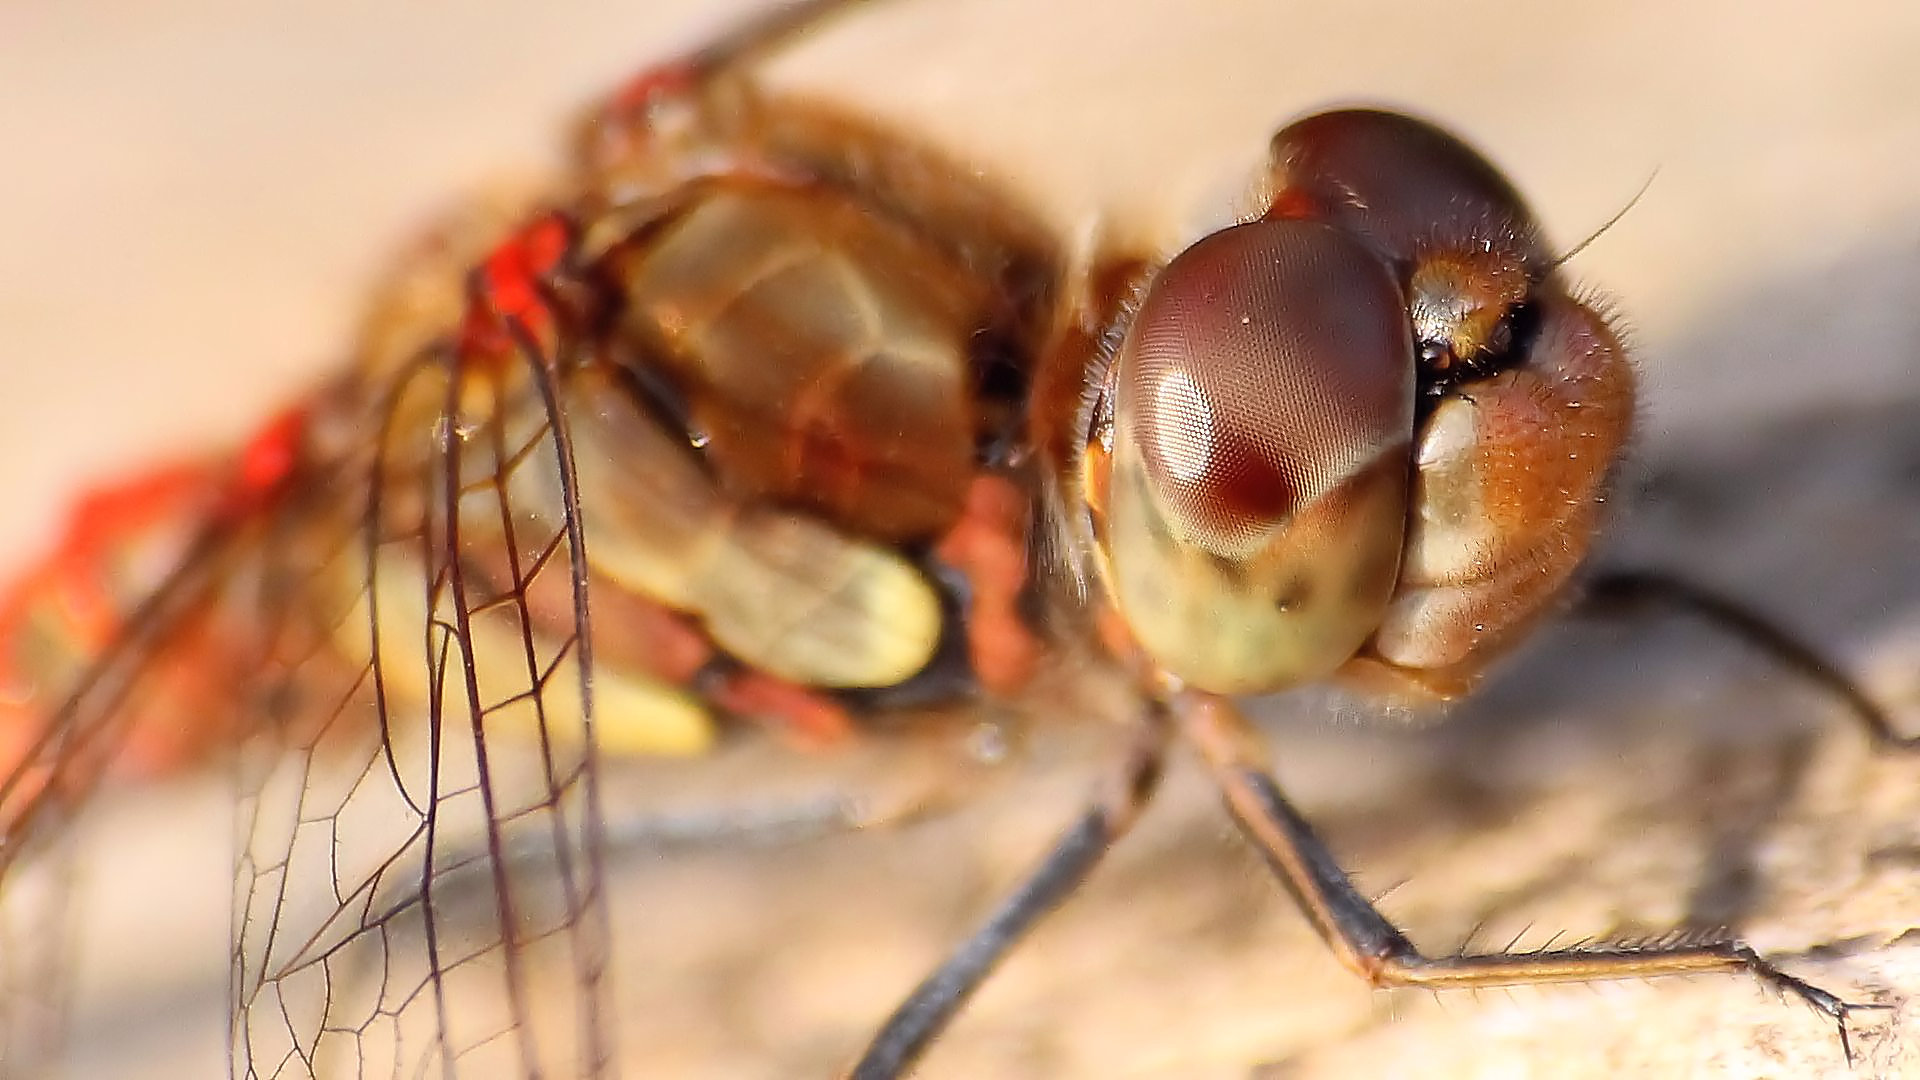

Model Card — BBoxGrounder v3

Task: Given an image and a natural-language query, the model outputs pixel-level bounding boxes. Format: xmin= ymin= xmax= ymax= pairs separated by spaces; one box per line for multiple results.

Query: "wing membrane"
xmin=230 ymin=337 xmax=614 ymax=1078
xmin=0 ymin=500 xmax=246 ymax=1076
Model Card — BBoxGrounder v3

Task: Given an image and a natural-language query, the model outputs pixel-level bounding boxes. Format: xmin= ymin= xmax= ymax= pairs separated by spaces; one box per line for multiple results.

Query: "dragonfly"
xmin=1 ymin=1 xmax=1915 ymax=1076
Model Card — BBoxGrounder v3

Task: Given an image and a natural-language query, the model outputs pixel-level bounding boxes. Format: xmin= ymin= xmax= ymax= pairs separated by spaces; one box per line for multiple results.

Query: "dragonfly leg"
xmin=1580 ymin=567 xmax=1917 ymax=749
xmin=847 ymin=709 xmax=1171 ymax=1080
xmin=587 ymin=0 xmax=883 ymax=176
xmin=1178 ymin=692 xmax=1892 ymax=1066
xmin=605 ymin=0 xmax=878 ymax=112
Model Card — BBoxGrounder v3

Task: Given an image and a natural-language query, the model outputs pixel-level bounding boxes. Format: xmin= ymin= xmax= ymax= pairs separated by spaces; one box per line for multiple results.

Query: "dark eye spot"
xmin=1273 ymin=575 xmax=1312 ymax=614
xmin=1183 ymin=425 xmax=1298 ymax=527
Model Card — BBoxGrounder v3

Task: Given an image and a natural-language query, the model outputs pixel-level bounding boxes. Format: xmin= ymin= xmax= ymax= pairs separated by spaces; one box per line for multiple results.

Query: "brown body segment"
xmin=610 ymin=183 xmax=986 ymax=542
xmin=567 ymin=74 xmax=1066 ymax=723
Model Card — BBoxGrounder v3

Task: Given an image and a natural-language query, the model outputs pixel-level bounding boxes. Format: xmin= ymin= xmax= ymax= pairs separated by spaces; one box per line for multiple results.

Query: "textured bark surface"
xmin=7 ymin=2 xmax=1920 ymax=1077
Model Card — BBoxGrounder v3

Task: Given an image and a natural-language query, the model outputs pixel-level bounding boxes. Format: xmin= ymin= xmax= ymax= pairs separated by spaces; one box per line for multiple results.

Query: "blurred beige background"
xmin=4 ymin=1 xmax=1920 ymax=1077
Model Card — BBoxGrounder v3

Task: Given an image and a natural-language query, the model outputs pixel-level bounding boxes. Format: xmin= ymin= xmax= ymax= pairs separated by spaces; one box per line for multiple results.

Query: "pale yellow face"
xmin=1095 ymin=218 xmax=1416 ymax=694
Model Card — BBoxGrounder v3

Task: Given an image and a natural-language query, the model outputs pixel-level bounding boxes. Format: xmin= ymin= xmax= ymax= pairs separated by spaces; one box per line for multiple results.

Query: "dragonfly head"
xmin=1080 ymin=109 xmax=1637 ymax=701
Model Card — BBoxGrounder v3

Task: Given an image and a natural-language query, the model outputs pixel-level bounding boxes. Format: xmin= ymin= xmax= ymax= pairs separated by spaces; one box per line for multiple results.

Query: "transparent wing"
xmin=0 ymin=491 xmax=247 ymax=1075
xmin=0 ymin=827 xmax=77 ymax=1076
xmin=0 ymin=231 xmax=623 ymax=1078
xmin=229 ymin=331 xmax=614 ymax=1078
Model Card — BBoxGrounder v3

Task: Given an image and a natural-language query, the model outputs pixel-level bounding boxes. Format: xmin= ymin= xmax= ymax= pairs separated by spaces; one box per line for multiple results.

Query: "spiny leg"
xmin=1177 ymin=693 xmax=1891 ymax=1065
xmin=610 ymin=0 xmax=878 ymax=106
xmin=683 ymin=0 xmax=878 ymax=76
xmin=848 ymin=711 xmax=1171 ymax=1080
xmin=1581 ymin=567 xmax=1916 ymax=749
xmin=584 ymin=0 xmax=883 ymax=179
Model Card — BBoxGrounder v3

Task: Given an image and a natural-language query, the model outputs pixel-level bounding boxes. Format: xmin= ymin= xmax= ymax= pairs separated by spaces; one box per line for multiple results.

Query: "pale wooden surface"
xmin=5 ymin=2 xmax=1920 ymax=1077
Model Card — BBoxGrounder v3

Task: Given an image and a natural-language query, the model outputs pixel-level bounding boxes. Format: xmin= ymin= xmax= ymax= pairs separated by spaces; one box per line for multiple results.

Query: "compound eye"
xmin=1266 ymin=108 xmax=1544 ymax=270
xmin=1117 ymin=219 xmax=1413 ymax=557
xmin=1097 ymin=217 xmax=1417 ymax=693
xmin=1267 ymin=109 xmax=1549 ymax=378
